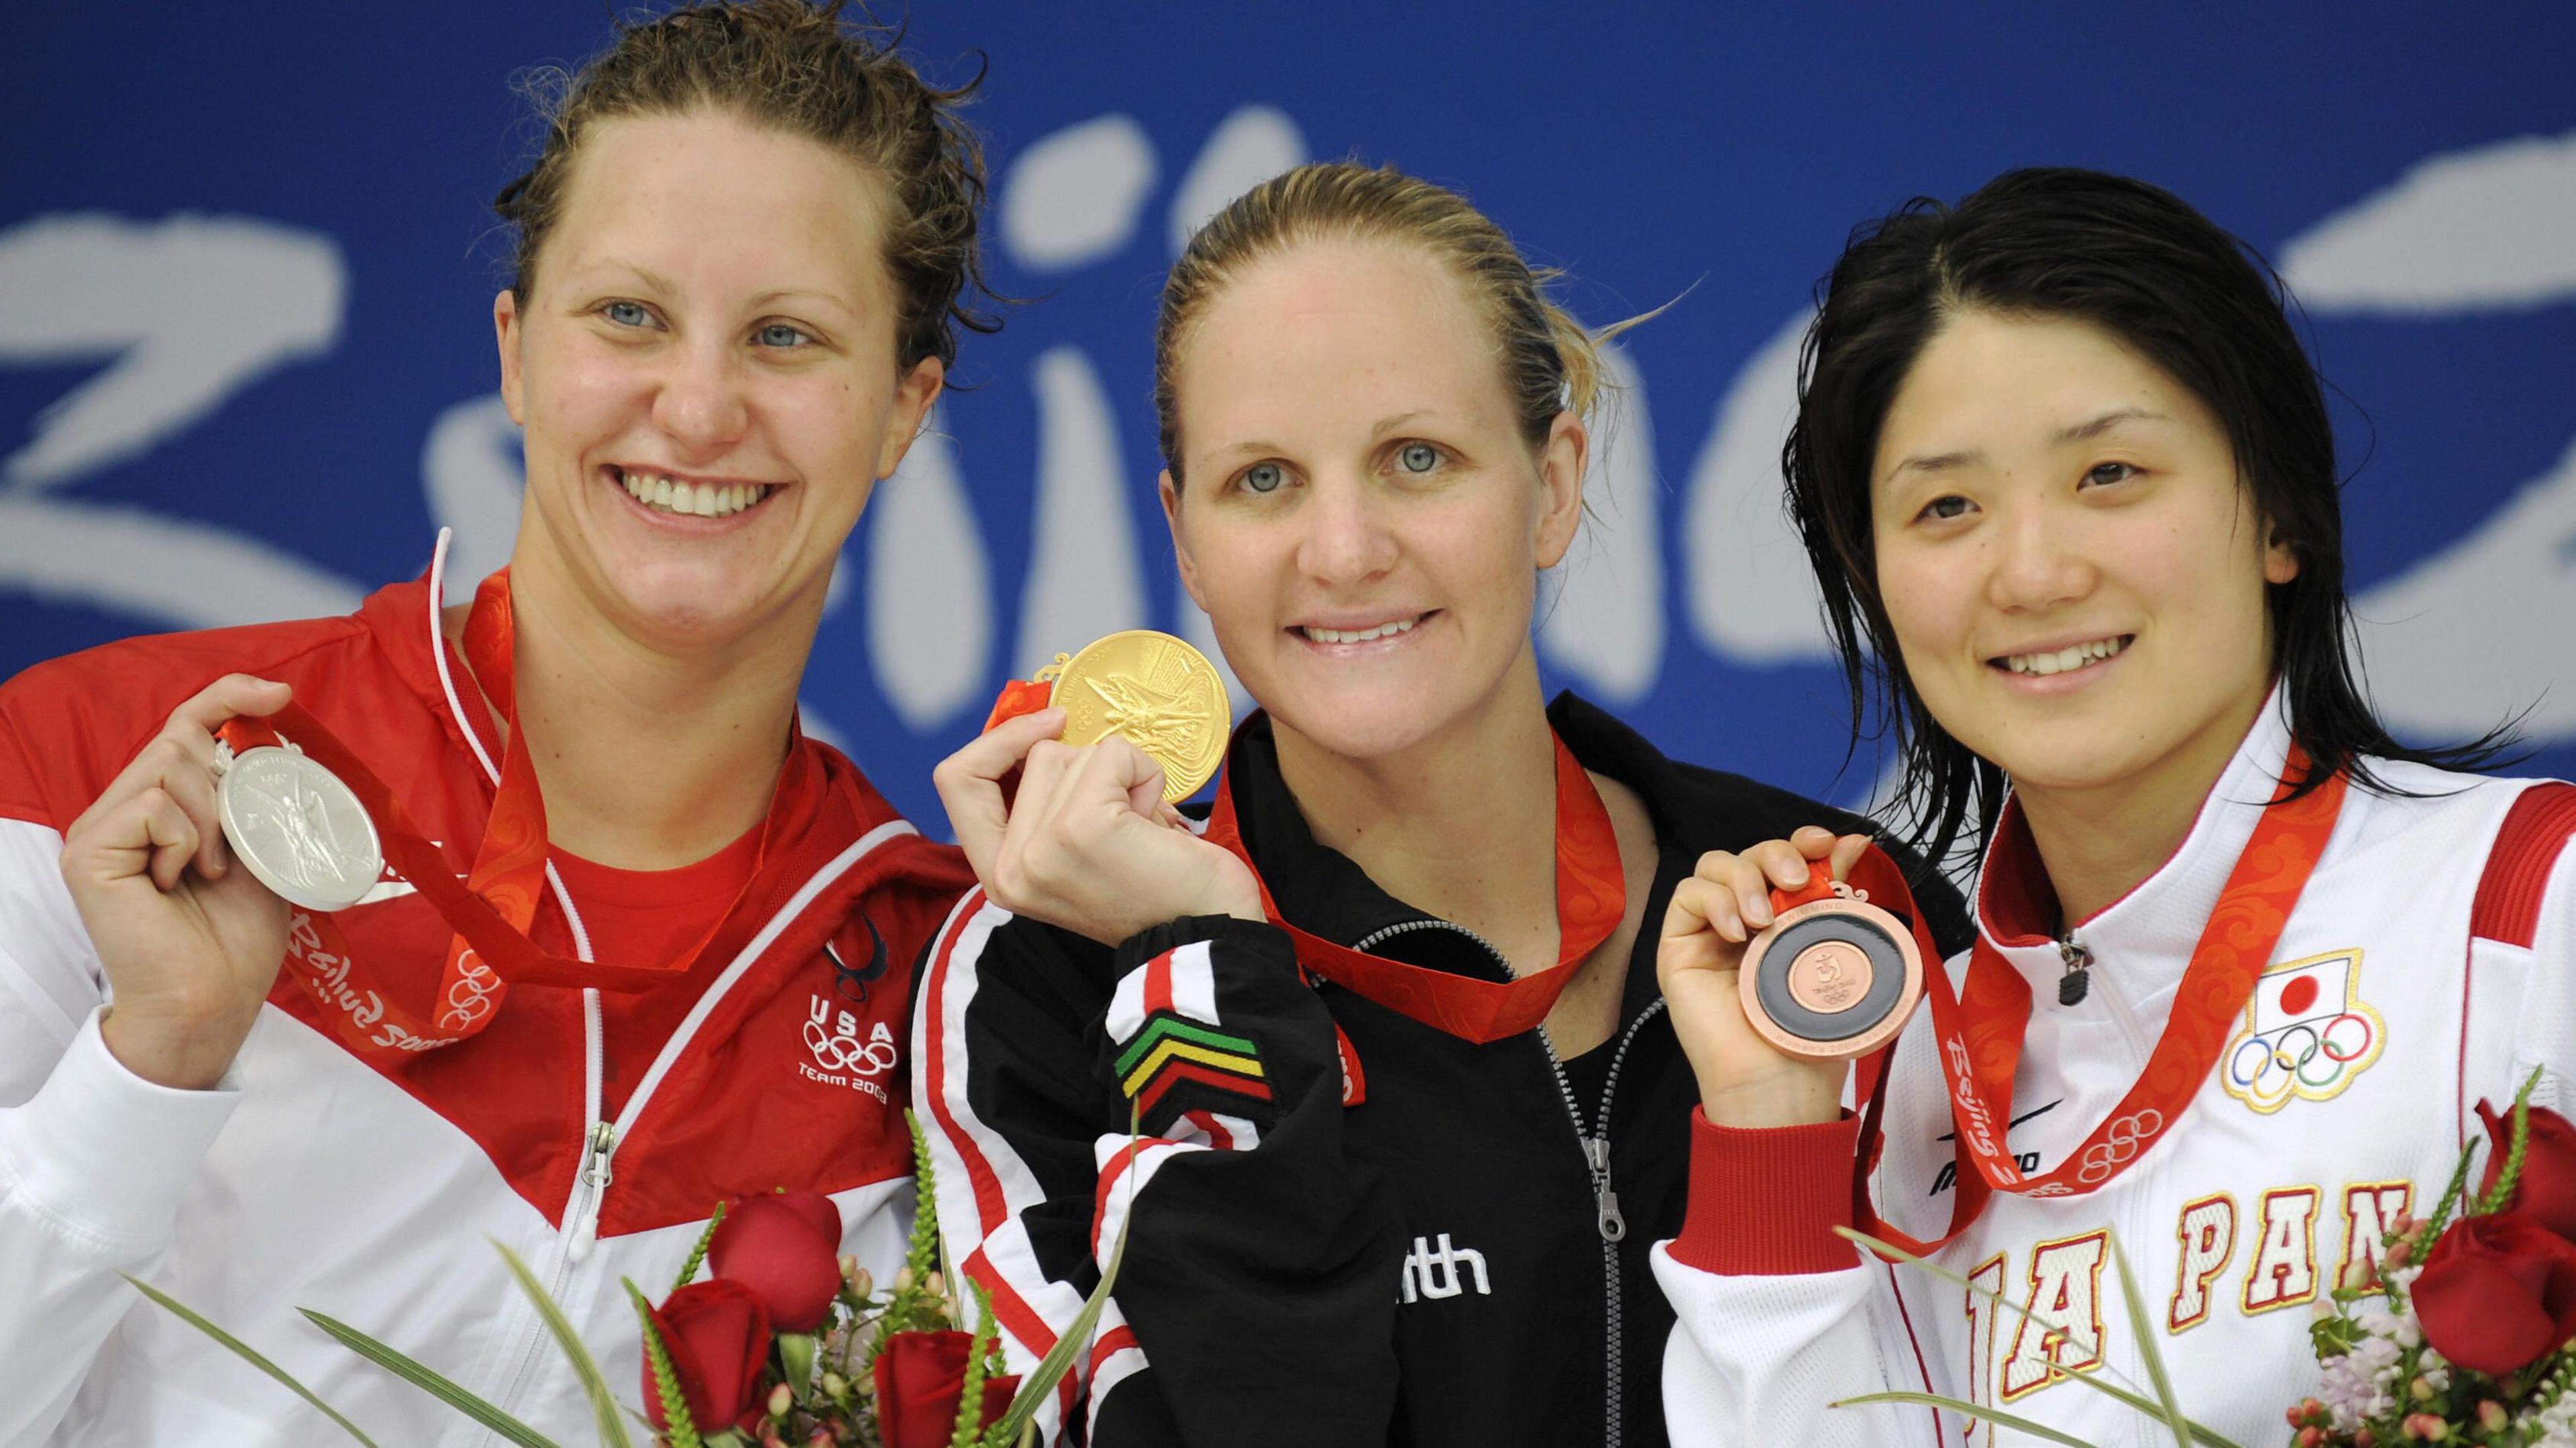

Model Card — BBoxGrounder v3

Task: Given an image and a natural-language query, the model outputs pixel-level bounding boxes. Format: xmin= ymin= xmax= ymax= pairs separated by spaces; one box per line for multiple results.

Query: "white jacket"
xmin=0 ymin=550 xmax=971 ymax=1446
xmin=1652 ymin=699 xmax=2576 ymax=1443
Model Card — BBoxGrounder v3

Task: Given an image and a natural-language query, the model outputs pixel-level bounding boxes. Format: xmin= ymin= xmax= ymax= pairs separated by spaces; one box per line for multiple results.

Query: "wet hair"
xmin=1784 ymin=166 xmax=2514 ymax=865
xmin=491 ymin=0 xmax=999 ymax=372
xmin=1154 ymin=160 xmax=1622 ymax=486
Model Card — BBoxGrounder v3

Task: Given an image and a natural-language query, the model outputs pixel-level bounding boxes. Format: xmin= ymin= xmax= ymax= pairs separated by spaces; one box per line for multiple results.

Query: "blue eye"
xmin=602 ymin=300 xmax=653 ymax=328
xmin=755 ymin=323 xmax=812 ymax=348
xmin=1241 ymin=463 xmax=1286 ymax=494
xmin=1397 ymin=442 xmax=1440 ymax=474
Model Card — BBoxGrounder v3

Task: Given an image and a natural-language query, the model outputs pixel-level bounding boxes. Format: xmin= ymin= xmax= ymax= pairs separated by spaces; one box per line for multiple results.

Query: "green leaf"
xmin=979 ymin=1111 xmax=1142 ymax=1447
xmin=2107 ymin=1236 xmax=2192 ymax=1448
xmin=626 ymin=1278 xmax=701 ymax=1448
xmin=2424 ymin=1117 xmax=2488 ymax=1240
xmin=493 ymin=1241 xmax=635 ymax=1448
xmin=906 ymin=1108 xmax=943 ymax=1289
xmin=1833 ymin=1390 xmax=2103 ymax=1447
xmin=2478 ymin=1065 xmax=2549 ymax=1216
xmin=674 ymin=1201 xmax=727 ymax=1297
xmin=777 ymin=1330 xmax=816 ymax=1398
xmin=952 ymin=1280 xmax=999 ymax=1448
xmin=299 ymin=1311 xmax=561 ymax=1448
xmin=1835 ymin=1227 xmax=2247 ymax=1448
xmin=123 ymin=1274 xmax=382 ymax=1447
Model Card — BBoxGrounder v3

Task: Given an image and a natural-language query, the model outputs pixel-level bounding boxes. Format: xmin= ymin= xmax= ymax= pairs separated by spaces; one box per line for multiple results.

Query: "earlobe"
xmin=493 ymin=291 xmax=526 ymax=426
xmin=1160 ymin=469 xmax=1207 ymax=610
xmin=1533 ymin=410 xmax=1588 ymax=571
xmin=878 ymin=356 xmax=947 ymax=479
xmin=2264 ymin=529 xmax=2300 ymax=586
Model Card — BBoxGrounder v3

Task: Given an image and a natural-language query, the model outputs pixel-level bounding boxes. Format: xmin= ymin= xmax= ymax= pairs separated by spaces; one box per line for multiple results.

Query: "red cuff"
xmin=1670 ymin=1106 xmax=1862 ymax=1276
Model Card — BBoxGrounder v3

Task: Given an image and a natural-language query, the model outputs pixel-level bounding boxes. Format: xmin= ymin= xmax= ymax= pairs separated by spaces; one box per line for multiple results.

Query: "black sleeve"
xmin=913 ymin=901 xmax=1403 ymax=1447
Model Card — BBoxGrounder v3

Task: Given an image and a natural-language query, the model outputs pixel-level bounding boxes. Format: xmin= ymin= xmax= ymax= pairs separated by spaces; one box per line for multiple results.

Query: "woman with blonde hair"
xmin=918 ymin=161 xmax=1970 ymax=1447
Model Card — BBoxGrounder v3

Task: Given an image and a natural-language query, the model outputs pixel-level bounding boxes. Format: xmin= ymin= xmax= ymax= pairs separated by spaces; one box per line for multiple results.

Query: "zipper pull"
xmin=568 ymin=1122 xmax=618 ymax=1263
xmin=1583 ymin=1136 xmax=1627 ymax=1243
xmin=2056 ymin=934 xmax=2094 ymax=1007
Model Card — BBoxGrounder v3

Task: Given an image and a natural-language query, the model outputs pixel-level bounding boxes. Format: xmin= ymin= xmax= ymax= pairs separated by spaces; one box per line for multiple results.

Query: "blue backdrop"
xmin=6 ymin=4 xmax=2574 ymax=828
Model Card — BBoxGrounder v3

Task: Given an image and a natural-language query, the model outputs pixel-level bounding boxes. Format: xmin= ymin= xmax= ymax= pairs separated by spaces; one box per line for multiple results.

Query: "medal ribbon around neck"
xmin=218 ymin=568 xmax=806 ymax=1058
xmin=1201 ymin=731 xmax=1626 ymax=1045
xmin=1854 ymin=750 xmax=2347 ymax=1257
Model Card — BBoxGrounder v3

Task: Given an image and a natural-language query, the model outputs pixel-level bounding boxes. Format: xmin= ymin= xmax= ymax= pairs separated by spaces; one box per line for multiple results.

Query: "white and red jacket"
xmin=0 ymin=549 xmax=971 ymax=1446
xmin=1652 ymin=698 xmax=2576 ymax=1444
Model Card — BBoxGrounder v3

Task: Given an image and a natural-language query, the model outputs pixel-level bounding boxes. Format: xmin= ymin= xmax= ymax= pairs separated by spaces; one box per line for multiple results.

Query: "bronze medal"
xmin=1738 ymin=881 xmax=1926 ymax=1061
xmin=1038 ymin=630 xmax=1230 ymax=803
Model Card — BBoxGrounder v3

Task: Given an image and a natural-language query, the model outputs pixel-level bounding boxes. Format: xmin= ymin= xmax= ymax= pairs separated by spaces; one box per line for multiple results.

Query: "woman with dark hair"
xmin=0 ymin=4 xmax=991 ymax=1440
xmin=1648 ymin=168 xmax=2575 ymax=1441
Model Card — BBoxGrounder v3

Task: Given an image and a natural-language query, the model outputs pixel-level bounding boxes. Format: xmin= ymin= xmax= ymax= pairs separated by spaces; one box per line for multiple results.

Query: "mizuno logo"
xmin=1931 ymin=1100 xmax=2061 ymax=1196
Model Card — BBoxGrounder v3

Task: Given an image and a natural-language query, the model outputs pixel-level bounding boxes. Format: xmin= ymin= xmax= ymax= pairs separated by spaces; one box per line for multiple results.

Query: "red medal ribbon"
xmin=1856 ymin=751 xmax=2347 ymax=1256
xmin=1201 ymin=732 xmax=1626 ymax=1045
xmin=219 ymin=568 xmax=816 ymax=1058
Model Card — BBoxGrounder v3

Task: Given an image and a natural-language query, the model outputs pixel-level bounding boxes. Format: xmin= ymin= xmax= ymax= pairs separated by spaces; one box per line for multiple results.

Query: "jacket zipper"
xmin=484 ymin=988 xmax=612 ymax=1435
xmin=482 ymin=821 xmax=924 ymax=1435
xmin=1346 ymin=917 xmax=1662 ymax=1448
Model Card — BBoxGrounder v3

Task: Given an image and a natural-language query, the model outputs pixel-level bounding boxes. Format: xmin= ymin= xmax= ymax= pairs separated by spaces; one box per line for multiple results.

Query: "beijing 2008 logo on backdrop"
xmin=2221 ymin=949 xmax=2386 ymax=1113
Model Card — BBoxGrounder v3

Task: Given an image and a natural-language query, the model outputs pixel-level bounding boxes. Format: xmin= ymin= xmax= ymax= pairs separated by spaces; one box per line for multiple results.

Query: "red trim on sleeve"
xmin=1670 ymin=1106 xmax=1864 ymax=1276
xmin=2472 ymin=783 xmax=2576 ymax=949
xmin=1087 ymin=1325 xmax=1141 ymax=1381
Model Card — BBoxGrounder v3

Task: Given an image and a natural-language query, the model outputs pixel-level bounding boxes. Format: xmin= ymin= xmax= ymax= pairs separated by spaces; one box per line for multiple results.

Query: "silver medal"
xmin=213 ymin=738 xmax=384 ymax=912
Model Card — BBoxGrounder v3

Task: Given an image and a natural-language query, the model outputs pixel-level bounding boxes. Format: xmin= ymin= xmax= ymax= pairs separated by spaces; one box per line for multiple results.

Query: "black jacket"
xmin=913 ymin=695 xmax=1971 ymax=1447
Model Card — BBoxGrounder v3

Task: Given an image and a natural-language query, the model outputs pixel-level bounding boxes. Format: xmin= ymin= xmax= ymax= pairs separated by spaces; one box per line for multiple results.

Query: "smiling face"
xmin=1161 ymin=239 xmax=1585 ymax=761
xmin=1870 ymin=309 xmax=2296 ymax=799
xmin=494 ymin=108 xmax=941 ymax=651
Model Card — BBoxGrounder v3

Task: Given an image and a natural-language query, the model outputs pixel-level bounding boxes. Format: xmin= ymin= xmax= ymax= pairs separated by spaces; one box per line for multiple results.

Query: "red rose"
xmin=2477 ymin=1100 xmax=2576 ymax=1242
xmin=872 ymin=1329 xmax=1021 ymax=1448
xmin=642 ymin=1278 xmax=773 ymax=1431
xmin=710 ymin=1190 xmax=844 ymax=1332
xmin=2414 ymin=1209 xmax=2576 ymax=1376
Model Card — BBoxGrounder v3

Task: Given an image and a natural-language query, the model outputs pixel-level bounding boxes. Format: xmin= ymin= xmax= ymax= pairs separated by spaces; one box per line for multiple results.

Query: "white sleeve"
xmin=1645 ymin=1105 xmax=1946 ymax=1448
xmin=1654 ymin=1247 xmax=1937 ymax=1446
xmin=0 ymin=818 xmax=244 ymax=1441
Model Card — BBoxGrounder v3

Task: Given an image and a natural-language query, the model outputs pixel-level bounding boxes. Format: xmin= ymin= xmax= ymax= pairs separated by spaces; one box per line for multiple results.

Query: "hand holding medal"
xmin=56 ymin=673 xmax=301 ymax=1089
xmin=1658 ymin=826 xmax=1919 ymax=1127
xmin=939 ymin=630 xmax=1260 ymax=946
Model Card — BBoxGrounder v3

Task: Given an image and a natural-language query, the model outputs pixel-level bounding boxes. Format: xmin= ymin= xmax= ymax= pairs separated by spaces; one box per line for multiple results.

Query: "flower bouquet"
xmin=129 ymin=1113 xmax=1117 ymax=1448
xmin=2290 ymin=1072 xmax=2576 ymax=1446
xmin=1829 ymin=1069 xmax=2576 ymax=1448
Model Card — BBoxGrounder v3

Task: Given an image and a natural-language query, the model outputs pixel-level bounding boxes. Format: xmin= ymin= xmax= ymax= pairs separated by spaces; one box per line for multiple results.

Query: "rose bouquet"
xmin=2289 ymin=1072 xmax=2576 ymax=1446
xmin=1829 ymin=1069 xmax=2576 ymax=1448
xmin=129 ymin=1113 xmax=1117 ymax=1448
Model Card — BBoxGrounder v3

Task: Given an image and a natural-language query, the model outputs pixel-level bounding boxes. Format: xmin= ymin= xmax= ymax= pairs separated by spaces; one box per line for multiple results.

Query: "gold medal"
xmin=1034 ymin=630 xmax=1231 ymax=803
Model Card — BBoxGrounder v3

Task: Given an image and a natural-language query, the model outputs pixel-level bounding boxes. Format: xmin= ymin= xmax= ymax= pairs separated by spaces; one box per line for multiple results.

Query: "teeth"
xmin=2002 ymin=636 xmax=2129 ymax=677
xmin=619 ymin=470 xmax=770 ymax=520
xmin=1303 ymin=617 xmax=1420 ymax=645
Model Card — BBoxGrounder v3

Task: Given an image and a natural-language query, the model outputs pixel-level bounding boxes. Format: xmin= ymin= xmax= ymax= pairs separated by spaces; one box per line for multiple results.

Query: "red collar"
xmin=1199 ymin=730 xmax=1626 ymax=1045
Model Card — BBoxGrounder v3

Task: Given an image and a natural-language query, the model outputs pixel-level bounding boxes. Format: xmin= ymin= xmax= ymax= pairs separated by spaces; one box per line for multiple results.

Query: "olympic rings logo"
xmin=2216 ymin=952 xmax=2387 ymax=1115
xmin=2076 ymin=1109 xmax=2165 ymax=1183
xmin=2226 ymin=1011 xmax=2376 ymax=1106
xmin=804 ymin=1018 xmax=898 ymax=1076
xmin=438 ymin=953 xmax=504 ymax=1030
